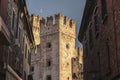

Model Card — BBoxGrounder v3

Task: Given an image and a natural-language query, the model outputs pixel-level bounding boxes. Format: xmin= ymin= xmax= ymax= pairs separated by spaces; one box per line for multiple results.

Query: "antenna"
xmin=40 ymin=8 xmax=43 ymax=16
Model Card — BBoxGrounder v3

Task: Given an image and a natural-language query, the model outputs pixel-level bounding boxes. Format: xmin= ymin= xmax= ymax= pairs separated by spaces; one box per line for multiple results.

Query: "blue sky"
xmin=26 ymin=0 xmax=86 ymax=47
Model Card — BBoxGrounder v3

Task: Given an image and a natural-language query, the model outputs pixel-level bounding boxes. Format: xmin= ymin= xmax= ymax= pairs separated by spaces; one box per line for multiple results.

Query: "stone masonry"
xmin=78 ymin=0 xmax=120 ymax=80
xmin=31 ymin=13 xmax=83 ymax=80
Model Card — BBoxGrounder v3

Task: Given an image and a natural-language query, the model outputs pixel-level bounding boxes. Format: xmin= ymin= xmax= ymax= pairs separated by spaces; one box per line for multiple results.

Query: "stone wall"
xmin=31 ymin=13 xmax=80 ymax=80
xmin=78 ymin=0 xmax=120 ymax=80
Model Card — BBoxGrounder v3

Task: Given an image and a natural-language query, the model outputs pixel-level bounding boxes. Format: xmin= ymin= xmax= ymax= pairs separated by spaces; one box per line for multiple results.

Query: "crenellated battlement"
xmin=40 ymin=18 xmax=46 ymax=25
xmin=40 ymin=13 xmax=76 ymax=37
xmin=31 ymin=14 xmax=41 ymax=21
xmin=40 ymin=13 xmax=76 ymax=28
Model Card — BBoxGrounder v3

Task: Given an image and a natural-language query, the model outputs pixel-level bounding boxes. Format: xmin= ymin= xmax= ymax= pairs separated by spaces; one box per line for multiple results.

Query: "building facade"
xmin=0 ymin=0 xmax=34 ymax=80
xmin=31 ymin=14 xmax=83 ymax=80
xmin=30 ymin=14 xmax=41 ymax=80
xmin=78 ymin=0 xmax=120 ymax=80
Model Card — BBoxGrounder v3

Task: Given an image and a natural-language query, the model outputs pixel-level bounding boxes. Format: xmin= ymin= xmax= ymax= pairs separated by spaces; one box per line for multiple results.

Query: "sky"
xmin=26 ymin=0 xmax=86 ymax=47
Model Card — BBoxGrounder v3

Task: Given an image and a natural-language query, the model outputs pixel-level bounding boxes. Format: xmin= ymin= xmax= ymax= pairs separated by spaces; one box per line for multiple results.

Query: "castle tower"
xmin=39 ymin=13 xmax=77 ymax=80
xmin=30 ymin=14 xmax=40 ymax=45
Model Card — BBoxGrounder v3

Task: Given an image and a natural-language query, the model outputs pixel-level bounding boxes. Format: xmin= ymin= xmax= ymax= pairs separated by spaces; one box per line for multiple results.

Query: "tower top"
xmin=40 ymin=13 xmax=76 ymax=38
xmin=40 ymin=13 xmax=76 ymax=28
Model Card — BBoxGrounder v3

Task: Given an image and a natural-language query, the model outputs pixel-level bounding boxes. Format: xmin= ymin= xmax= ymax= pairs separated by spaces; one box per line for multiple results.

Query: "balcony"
xmin=0 ymin=16 xmax=10 ymax=45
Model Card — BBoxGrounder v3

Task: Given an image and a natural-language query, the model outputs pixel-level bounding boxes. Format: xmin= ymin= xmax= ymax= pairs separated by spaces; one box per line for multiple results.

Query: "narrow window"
xmin=46 ymin=75 xmax=51 ymax=80
xmin=89 ymin=29 xmax=93 ymax=48
xmin=101 ymin=0 xmax=107 ymax=20
xmin=15 ymin=11 xmax=19 ymax=38
xmin=94 ymin=15 xmax=99 ymax=38
xmin=31 ymin=66 xmax=34 ymax=72
xmin=0 ymin=0 xmax=1 ymax=6
xmin=12 ymin=11 xmax=15 ymax=30
xmin=47 ymin=59 xmax=51 ymax=67
xmin=25 ymin=45 xmax=27 ymax=58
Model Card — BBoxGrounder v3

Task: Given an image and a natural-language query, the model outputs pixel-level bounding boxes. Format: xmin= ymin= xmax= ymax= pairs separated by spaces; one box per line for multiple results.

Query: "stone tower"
xmin=30 ymin=14 xmax=40 ymax=45
xmin=31 ymin=13 xmax=77 ymax=80
xmin=30 ymin=14 xmax=41 ymax=80
xmin=40 ymin=13 xmax=76 ymax=80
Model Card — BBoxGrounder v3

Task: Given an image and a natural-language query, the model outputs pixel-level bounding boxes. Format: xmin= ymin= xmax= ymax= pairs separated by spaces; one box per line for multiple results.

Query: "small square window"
xmin=66 ymin=43 xmax=69 ymax=49
xmin=46 ymin=42 xmax=52 ymax=48
xmin=67 ymin=77 xmax=69 ymax=80
xmin=46 ymin=75 xmax=51 ymax=80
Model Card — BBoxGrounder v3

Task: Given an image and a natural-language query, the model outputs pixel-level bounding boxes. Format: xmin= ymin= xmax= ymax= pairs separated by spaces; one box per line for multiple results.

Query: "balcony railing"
xmin=0 ymin=16 xmax=11 ymax=45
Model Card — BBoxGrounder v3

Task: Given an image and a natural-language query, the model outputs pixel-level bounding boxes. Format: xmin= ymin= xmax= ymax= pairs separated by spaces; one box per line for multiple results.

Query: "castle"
xmin=31 ymin=13 xmax=82 ymax=80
